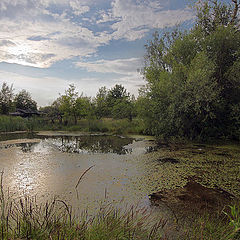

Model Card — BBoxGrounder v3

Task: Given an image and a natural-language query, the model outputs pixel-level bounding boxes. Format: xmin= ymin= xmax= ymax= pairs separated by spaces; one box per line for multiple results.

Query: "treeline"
xmin=0 ymin=82 xmax=136 ymax=121
xmin=1 ymin=0 xmax=240 ymax=140
xmin=0 ymin=82 xmax=141 ymax=133
xmin=40 ymin=84 xmax=136 ymax=125
xmin=139 ymin=0 xmax=240 ymax=140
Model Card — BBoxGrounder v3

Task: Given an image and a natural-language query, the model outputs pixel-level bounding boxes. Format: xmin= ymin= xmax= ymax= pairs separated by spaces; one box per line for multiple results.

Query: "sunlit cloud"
xmin=0 ymin=0 xmax=194 ymax=105
xmin=75 ymin=58 xmax=142 ymax=75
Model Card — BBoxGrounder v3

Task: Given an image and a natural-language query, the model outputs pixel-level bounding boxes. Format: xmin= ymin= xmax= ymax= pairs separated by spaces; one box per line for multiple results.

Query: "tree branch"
xmin=230 ymin=0 xmax=239 ymax=24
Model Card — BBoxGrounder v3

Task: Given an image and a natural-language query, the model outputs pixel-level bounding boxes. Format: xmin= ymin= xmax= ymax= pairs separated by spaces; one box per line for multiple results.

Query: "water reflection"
xmin=0 ymin=132 xmax=36 ymax=141
xmin=0 ymin=132 xmax=157 ymax=213
xmin=0 ymin=134 xmax=135 ymax=155
xmin=0 ymin=142 xmax=38 ymax=152
xmin=46 ymin=135 xmax=133 ymax=154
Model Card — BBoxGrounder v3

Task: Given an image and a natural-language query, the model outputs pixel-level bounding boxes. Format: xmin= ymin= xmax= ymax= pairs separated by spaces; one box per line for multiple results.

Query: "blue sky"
xmin=0 ymin=0 xmax=200 ymax=106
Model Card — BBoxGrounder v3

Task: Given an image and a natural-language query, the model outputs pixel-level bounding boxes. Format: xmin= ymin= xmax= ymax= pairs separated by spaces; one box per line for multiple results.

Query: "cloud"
xmin=0 ymin=40 xmax=16 ymax=47
xmin=75 ymin=58 xmax=142 ymax=76
xmin=0 ymin=0 xmax=194 ymax=69
xmin=75 ymin=57 xmax=144 ymax=97
xmin=69 ymin=0 xmax=90 ymax=16
xmin=0 ymin=0 xmax=111 ymax=68
xmin=0 ymin=16 xmax=111 ymax=67
xmin=98 ymin=0 xmax=194 ymax=41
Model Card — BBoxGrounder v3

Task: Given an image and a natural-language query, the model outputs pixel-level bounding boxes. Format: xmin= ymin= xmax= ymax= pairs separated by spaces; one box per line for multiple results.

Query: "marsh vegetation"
xmin=0 ymin=0 xmax=240 ymax=239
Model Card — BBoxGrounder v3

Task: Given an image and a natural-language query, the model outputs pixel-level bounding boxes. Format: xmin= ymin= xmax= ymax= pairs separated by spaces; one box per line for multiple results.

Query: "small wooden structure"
xmin=9 ymin=108 xmax=43 ymax=118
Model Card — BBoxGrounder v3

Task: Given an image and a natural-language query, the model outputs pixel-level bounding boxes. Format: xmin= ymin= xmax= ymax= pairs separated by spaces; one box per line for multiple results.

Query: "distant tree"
xmin=75 ymin=95 xmax=91 ymax=119
xmin=40 ymin=98 xmax=63 ymax=124
xmin=94 ymin=86 xmax=111 ymax=118
xmin=107 ymin=84 xmax=129 ymax=101
xmin=0 ymin=82 xmax=14 ymax=114
xmin=59 ymin=84 xmax=79 ymax=124
xmin=107 ymin=84 xmax=134 ymax=120
xmin=14 ymin=90 xmax=37 ymax=111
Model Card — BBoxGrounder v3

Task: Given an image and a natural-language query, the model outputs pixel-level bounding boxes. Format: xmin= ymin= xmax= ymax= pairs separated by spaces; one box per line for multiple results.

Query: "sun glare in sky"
xmin=0 ymin=0 xmax=196 ymax=106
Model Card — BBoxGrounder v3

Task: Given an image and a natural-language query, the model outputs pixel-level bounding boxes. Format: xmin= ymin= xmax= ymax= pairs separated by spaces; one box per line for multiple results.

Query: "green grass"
xmin=0 ymin=194 xmax=239 ymax=240
xmin=0 ymin=115 xmax=146 ymax=135
xmin=183 ymin=204 xmax=240 ymax=240
xmin=0 ymin=115 xmax=27 ymax=132
xmin=0 ymin=196 xmax=167 ymax=240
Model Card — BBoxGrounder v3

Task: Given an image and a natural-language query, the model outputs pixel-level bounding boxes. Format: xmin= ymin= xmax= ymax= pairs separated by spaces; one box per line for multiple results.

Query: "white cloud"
xmin=98 ymin=0 xmax=194 ymax=41
xmin=69 ymin=0 xmax=90 ymax=15
xmin=0 ymin=0 xmax=111 ymax=68
xmin=75 ymin=57 xmax=144 ymax=97
xmin=0 ymin=17 xmax=111 ymax=68
xmin=0 ymin=0 xmax=194 ymax=69
xmin=75 ymin=58 xmax=142 ymax=75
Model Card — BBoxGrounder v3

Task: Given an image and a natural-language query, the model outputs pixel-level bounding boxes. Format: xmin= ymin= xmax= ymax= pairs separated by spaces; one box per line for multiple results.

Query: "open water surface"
xmin=0 ymin=131 xmax=159 ymax=212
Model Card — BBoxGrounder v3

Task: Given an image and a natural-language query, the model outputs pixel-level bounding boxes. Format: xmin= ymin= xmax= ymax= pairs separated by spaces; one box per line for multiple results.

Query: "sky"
xmin=0 ymin=0 xmax=196 ymax=106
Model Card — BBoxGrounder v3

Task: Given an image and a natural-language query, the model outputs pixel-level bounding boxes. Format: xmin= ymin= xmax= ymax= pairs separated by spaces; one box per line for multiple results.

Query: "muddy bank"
xmin=150 ymin=180 xmax=236 ymax=219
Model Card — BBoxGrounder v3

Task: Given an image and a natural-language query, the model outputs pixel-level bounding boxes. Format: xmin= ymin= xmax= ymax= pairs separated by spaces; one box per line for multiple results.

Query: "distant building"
xmin=9 ymin=108 xmax=44 ymax=118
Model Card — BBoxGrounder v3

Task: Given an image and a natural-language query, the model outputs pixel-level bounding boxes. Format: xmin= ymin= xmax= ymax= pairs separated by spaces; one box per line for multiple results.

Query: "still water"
xmin=0 ymin=132 xmax=158 ymax=211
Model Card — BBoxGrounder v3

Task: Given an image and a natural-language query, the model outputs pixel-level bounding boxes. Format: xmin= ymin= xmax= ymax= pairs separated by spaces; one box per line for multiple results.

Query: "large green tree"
xmin=141 ymin=0 xmax=240 ymax=140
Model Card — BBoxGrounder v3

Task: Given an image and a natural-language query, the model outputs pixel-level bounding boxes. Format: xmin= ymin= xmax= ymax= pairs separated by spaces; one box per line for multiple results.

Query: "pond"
xmin=0 ymin=131 xmax=160 ymax=213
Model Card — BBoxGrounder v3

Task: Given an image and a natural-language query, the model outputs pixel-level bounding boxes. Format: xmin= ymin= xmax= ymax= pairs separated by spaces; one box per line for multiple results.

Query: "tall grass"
xmin=0 ymin=115 xmax=27 ymax=132
xmin=0 ymin=115 xmax=146 ymax=135
xmin=0 ymin=198 xmax=167 ymax=240
xmin=0 ymin=173 xmax=167 ymax=240
xmin=183 ymin=204 xmax=240 ymax=240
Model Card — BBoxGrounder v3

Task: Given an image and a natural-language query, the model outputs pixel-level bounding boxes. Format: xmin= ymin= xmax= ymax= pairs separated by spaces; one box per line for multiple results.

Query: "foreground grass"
xmin=0 ymin=197 xmax=168 ymax=240
xmin=183 ymin=204 xmax=240 ymax=240
xmin=0 ymin=195 xmax=239 ymax=240
xmin=0 ymin=115 xmax=145 ymax=135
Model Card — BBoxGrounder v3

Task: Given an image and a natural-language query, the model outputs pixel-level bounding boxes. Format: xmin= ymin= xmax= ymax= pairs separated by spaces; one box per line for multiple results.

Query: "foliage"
xmin=58 ymin=84 xmax=79 ymax=124
xmin=0 ymin=82 xmax=14 ymax=114
xmin=185 ymin=203 xmax=240 ymax=239
xmin=56 ymin=85 xmax=93 ymax=125
xmin=0 ymin=193 xmax=165 ymax=240
xmin=0 ymin=115 xmax=27 ymax=132
xmin=94 ymin=87 xmax=111 ymax=118
xmin=14 ymin=89 xmax=37 ymax=111
xmin=141 ymin=0 xmax=240 ymax=140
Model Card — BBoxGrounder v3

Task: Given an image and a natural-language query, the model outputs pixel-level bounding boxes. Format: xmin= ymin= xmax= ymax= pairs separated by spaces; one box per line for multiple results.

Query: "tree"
xmin=59 ymin=84 xmax=79 ymax=124
xmin=0 ymin=82 xmax=14 ymax=114
xmin=58 ymin=84 xmax=93 ymax=124
xmin=75 ymin=95 xmax=91 ymax=119
xmin=94 ymin=86 xmax=110 ymax=118
xmin=107 ymin=84 xmax=134 ymax=120
xmin=14 ymin=89 xmax=37 ymax=111
xmin=142 ymin=0 xmax=240 ymax=140
xmin=40 ymin=98 xmax=63 ymax=124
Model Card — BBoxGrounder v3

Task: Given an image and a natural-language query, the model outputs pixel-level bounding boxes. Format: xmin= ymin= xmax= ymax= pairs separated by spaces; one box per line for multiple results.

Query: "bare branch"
xmin=230 ymin=0 xmax=239 ymax=24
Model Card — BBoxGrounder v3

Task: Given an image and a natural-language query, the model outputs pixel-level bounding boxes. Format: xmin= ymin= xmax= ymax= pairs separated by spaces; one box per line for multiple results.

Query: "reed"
xmin=0 ymin=172 xmax=167 ymax=240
